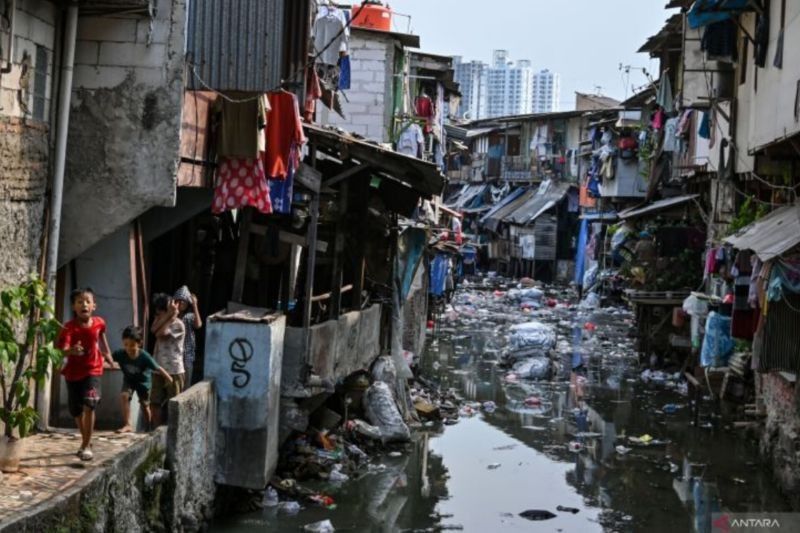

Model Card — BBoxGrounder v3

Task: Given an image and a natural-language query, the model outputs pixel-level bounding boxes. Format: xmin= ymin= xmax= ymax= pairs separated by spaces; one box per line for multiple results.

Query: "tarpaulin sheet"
xmin=575 ymin=218 xmax=590 ymax=287
xmin=687 ymin=0 xmax=750 ymax=29
xmin=429 ymin=254 xmax=448 ymax=297
xmin=394 ymin=227 xmax=427 ymax=301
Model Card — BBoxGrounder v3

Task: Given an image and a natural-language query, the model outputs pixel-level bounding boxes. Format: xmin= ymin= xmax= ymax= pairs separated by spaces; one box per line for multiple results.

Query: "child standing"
xmin=149 ymin=293 xmax=185 ymax=427
xmin=57 ymin=288 xmax=115 ymax=461
xmin=173 ymin=286 xmax=202 ymax=385
xmin=113 ymin=326 xmax=173 ymax=433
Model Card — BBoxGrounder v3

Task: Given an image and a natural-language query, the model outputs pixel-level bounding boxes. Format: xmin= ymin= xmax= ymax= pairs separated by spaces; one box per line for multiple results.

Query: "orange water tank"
xmin=351 ymin=2 xmax=392 ymax=31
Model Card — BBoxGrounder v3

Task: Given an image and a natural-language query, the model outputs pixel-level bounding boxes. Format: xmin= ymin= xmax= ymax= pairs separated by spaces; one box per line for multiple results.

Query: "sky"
xmin=387 ymin=0 xmax=677 ymax=109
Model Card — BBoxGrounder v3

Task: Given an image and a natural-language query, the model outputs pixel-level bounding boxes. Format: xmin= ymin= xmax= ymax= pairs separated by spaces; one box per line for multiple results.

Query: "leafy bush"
xmin=0 ymin=277 xmax=63 ymax=438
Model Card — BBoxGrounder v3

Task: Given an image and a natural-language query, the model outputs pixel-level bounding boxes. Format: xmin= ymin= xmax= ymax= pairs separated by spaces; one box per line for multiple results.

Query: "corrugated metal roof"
xmin=480 ymin=188 xmax=527 ymax=225
xmin=724 ymin=204 xmax=800 ymax=262
xmin=618 ymin=194 xmax=699 ymax=220
xmin=483 ymin=189 xmax=537 ymax=232
xmin=187 ymin=0 xmax=286 ymax=92
xmin=503 ymin=181 xmax=572 ymax=226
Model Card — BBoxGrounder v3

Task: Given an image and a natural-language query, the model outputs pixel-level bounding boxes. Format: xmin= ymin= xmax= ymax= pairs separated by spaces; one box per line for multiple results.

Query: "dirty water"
xmin=211 ymin=283 xmax=792 ymax=533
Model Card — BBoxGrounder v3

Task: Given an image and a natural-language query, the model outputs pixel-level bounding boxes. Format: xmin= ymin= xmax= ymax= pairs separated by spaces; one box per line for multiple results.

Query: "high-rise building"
xmin=453 ymin=56 xmax=488 ymax=120
xmin=485 ymin=50 xmax=534 ymax=118
xmin=531 ymin=69 xmax=561 ymax=113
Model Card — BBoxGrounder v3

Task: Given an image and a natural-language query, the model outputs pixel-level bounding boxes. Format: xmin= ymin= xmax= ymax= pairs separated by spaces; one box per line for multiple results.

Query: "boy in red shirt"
xmin=57 ymin=288 xmax=115 ymax=461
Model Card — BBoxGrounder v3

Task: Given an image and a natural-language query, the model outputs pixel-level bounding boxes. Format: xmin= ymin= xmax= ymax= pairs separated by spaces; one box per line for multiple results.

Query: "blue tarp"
xmin=429 ymin=254 xmax=448 ymax=297
xmin=574 ymin=218 xmax=590 ymax=287
xmin=394 ymin=227 xmax=427 ymax=301
xmin=687 ymin=0 xmax=750 ymax=29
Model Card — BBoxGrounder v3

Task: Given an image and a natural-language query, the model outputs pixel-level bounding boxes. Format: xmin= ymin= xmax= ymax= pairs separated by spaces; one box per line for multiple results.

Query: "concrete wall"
xmin=204 ymin=312 xmax=285 ymax=489
xmin=760 ymin=373 xmax=800 ymax=509
xmin=318 ymin=32 xmax=396 ymax=143
xmin=282 ymin=303 xmax=382 ymax=393
xmin=59 ymin=0 xmax=187 ymax=265
xmin=167 ymin=381 xmax=217 ymax=530
xmin=2 ymin=382 xmax=218 ymax=532
xmin=0 ymin=1 xmax=58 ymax=288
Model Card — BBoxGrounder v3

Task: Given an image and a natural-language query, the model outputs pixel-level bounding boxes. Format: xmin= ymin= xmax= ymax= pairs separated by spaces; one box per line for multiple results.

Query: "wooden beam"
xmin=249 ymin=224 xmax=329 ymax=253
xmin=329 ymin=181 xmax=348 ymax=319
xmin=129 ymin=224 xmax=139 ymax=327
xmin=231 ymin=208 xmax=253 ymax=303
xmin=324 ymin=162 xmax=370 ymax=188
xmin=134 ymin=220 xmax=149 ymax=346
xmin=312 ymin=284 xmax=353 ymax=303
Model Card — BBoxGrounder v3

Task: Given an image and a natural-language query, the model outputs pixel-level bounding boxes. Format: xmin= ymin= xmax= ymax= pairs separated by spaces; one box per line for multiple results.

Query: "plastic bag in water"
xmin=508 ymin=321 xmax=556 ymax=352
xmin=364 ymin=382 xmax=411 ymax=443
xmin=512 ymin=357 xmax=550 ymax=380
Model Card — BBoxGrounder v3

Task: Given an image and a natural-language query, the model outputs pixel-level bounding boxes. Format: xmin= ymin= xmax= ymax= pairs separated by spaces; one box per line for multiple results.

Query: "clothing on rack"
xmin=265 ymin=91 xmax=306 ymax=180
xmin=304 ymin=65 xmax=323 ymax=122
xmin=662 ymin=118 xmax=679 ymax=152
xmin=698 ymin=111 xmax=711 ymax=140
xmin=396 ymin=122 xmax=424 ymax=158
xmin=213 ymin=157 xmax=272 ymax=215
xmin=314 ymin=6 xmax=349 ymax=66
xmin=338 ymin=55 xmax=351 ymax=90
xmin=268 ymin=145 xmax=297 ymax=215
xmin=215 ymin=93 xmax=267 ymax=159
xmin=656 ymin=73 xmax=673 ymax=113
xmin=415 ymin=94 xmax=434 ymax=134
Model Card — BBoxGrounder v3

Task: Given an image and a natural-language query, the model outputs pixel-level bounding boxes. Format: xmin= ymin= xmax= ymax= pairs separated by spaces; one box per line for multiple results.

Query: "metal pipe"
xmin=45 ymin=3 xmax=78 ymax=291
xmin=38 ymin=2 xmax=78 ymax=430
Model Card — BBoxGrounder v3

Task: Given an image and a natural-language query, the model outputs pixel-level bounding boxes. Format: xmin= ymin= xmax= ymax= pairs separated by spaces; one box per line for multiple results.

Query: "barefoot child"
xmin=149 ymin=294 xmax=185 ymax=426
xmin=113 ymin=326 xmax=173 ymax=432
xmin=57 ymin=288 xmax=115 ymax=461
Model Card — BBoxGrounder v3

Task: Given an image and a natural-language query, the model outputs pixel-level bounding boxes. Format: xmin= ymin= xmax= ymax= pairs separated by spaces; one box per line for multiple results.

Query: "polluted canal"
xmin=212 ymin=278 xmax=791 ymax=532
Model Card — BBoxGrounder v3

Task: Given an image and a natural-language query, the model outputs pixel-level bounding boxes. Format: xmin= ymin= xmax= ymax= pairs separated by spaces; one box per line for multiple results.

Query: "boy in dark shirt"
xmin=113 ymin=326 xmax=173 ymax=432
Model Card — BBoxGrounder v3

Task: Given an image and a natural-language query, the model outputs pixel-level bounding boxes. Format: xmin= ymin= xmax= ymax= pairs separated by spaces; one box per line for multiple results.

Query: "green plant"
xmin=0 ymin=276 xmax=63 ymax=438
xmin=728 ymin=197 xmax=768 ymax=235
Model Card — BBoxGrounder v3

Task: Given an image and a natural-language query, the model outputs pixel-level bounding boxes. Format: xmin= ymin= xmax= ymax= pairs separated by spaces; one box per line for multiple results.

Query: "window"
xmin=33 ymin=45 xmax=49 ymax=121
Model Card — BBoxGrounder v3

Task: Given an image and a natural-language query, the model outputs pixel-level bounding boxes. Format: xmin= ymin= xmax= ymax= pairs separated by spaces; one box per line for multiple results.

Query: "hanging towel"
xmin=656 ymin=73 xmax=673 ymax=113
xmin=213 ymin=157 xmax=272 ymax=215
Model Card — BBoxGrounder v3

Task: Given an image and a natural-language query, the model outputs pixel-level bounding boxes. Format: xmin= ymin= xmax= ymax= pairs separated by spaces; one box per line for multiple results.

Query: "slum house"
xmin=626 ymin=0 xmax=800 ymax=505
xmin=464 ymin=107 xmax=606 ymax=278
xmin=0 ymin=0 xmax=188 ymax=434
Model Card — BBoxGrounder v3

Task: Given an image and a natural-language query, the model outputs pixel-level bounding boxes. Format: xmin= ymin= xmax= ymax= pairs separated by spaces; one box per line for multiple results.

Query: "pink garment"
xmin=651 ymin=108 xmax=665 ymax=130
xmin=213 ymin=157 xmax=272 ymax=215
xmin=704 ymin=248 xmax=717 ymax=280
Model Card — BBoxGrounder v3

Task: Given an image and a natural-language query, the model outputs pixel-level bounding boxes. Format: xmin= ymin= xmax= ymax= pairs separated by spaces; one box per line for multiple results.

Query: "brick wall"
xmin=320 ymin=33 xmax=394 ymax=143
xmin=0 ymin=1 xmax=57 ymax=289
xmin=760 ymin=372 xmax=800 ymax=507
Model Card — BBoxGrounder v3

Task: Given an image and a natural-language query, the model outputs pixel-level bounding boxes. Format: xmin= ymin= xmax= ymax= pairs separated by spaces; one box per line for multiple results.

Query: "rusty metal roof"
xmin=303 ymin=123 xmax=444 ymax=198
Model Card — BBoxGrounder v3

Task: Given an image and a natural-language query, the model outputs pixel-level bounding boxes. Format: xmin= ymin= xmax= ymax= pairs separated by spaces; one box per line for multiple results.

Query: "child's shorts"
xmin=121 ymin=379 xmax=150 ymax=404
xmin=66 ymin=376 xmax=101 ymax=417
xmin=150 ymin=373 xmax=185 ymax=406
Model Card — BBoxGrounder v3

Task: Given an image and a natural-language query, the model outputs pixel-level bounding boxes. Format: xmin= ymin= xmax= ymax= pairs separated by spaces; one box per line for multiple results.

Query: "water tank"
xmin=352 ymin=2 xmax=392 ymax=31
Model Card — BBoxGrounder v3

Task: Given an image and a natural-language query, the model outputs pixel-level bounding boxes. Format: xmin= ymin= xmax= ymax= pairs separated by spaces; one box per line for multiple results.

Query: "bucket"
xmin=352 ymin=2 xmax=392 ymax=31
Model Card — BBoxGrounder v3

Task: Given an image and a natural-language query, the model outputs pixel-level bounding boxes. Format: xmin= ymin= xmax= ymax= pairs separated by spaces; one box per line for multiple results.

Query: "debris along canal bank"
xmin=210 ymin=277 xmax=792 ymax=532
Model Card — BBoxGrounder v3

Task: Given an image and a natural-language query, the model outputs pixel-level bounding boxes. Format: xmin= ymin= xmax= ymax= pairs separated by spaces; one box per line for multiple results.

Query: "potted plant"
xmin=0 ymin=277 xmax=63 ymax=472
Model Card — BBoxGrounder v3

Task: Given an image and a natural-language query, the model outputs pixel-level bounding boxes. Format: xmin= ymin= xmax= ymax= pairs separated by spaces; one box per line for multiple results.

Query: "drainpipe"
xmin=37 ymin=2 xmax=79 ymax=430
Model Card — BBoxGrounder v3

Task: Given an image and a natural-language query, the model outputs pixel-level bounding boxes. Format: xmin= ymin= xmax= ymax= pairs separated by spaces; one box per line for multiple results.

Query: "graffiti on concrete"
xmin=228 ymin=338 xmax=253 ymax=388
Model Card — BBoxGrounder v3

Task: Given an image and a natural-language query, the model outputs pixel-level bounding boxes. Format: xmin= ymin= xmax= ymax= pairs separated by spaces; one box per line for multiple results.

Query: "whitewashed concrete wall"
xmin=60 ymin=0 xmax=187 ymax=264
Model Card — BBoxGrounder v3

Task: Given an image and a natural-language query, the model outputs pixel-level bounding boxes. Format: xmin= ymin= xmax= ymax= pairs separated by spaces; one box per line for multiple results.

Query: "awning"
xmin=503 ymin=181 xmax=573 ymax=226
xmin=580 ymin=211 xmax=619 ymax=221
xmin=481 ymin=189 xmax=536 ymax=233
xmin=480 ymin=188 xmax=526 ymax=224
xmin=304 ymin=123 xmax=444 ymax=198
xmin=618 ymin=194 xmax=700 ymax=220
xmin=724 ymin=204 xmax=800 ymax=262
xmin=687 ymin=0 xmax=751 ymax=29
